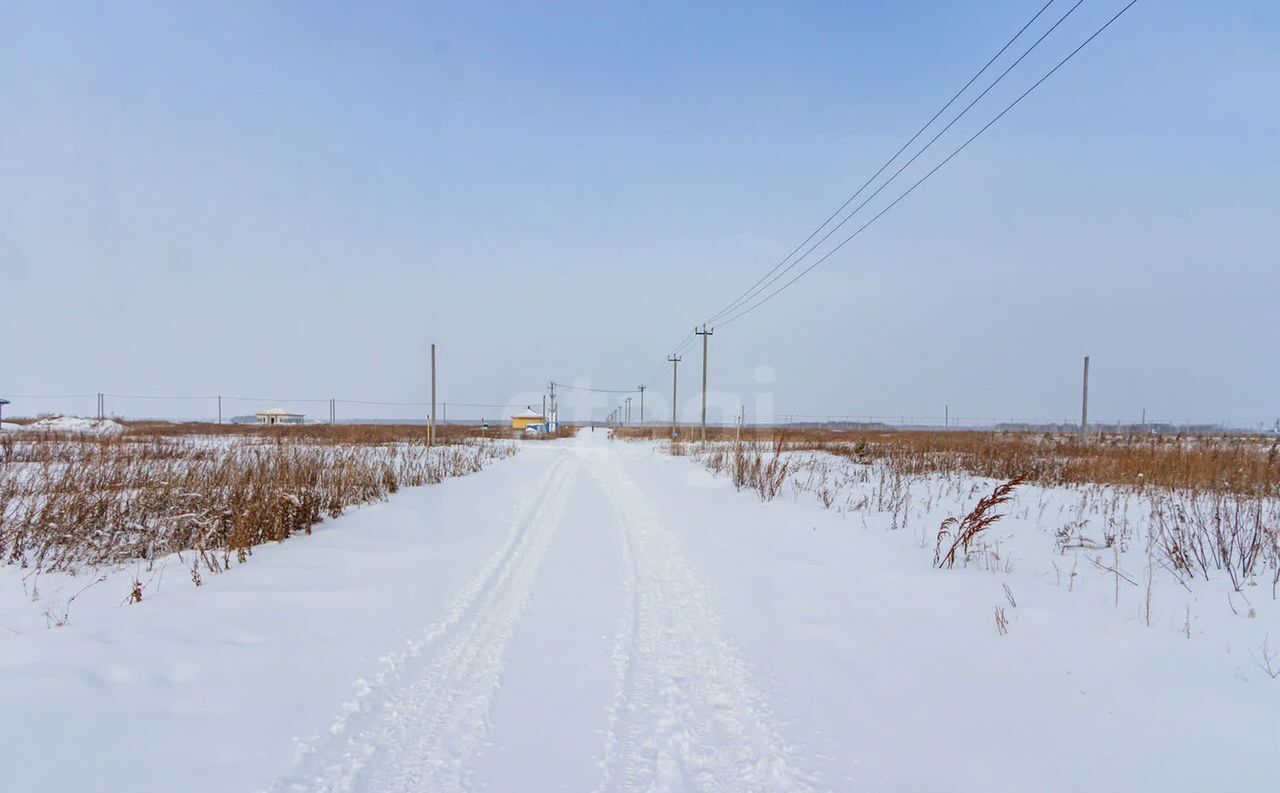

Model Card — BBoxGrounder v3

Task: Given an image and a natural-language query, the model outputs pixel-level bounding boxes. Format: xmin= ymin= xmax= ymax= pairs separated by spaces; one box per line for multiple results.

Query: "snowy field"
xmin=1 ymin=428 xmax=1277 ymax=792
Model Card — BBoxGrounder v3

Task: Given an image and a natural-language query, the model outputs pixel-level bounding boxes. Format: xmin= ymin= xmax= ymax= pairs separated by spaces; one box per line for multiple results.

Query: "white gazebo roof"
xmin=514 ymin=407 xmax=544 ymax=419
xmin=257 ymin=407 xmax=304 ymax=416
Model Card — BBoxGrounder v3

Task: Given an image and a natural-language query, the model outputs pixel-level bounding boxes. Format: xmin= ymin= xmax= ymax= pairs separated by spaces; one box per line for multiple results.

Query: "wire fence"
xmin=767 ymin=413 xmax=1278 ymax=435
xmin=0 ymin=393 xmax=522 ymax=426
xmin=1 ymin=392 xmax=1275 ymax=435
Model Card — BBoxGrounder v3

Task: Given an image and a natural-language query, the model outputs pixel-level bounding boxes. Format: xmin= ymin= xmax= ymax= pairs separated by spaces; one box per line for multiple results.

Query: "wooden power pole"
xmin=638 ymin=385 xmax=645 ymax=426
xmin=695 ymin=325 xmax=713 ymax=442
xmin=668 ymin=354 xmax=681 ymax=438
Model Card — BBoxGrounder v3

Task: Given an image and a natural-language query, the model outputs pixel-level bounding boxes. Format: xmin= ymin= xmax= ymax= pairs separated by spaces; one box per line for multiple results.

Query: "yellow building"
xmin=511 ymin=407 xmax=545 ymax=431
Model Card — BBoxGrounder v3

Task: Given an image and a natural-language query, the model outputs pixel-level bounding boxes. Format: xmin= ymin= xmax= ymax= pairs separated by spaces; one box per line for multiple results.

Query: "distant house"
xmin=511 ymin=407 xmax=545 ymax=432
xmin=256 ymin=408 xmax=305 ymax=426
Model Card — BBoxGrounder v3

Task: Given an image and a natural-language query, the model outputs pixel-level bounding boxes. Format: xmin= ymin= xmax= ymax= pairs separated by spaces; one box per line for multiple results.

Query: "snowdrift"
xmin=9 ymin=416 xmax=126 ymax=436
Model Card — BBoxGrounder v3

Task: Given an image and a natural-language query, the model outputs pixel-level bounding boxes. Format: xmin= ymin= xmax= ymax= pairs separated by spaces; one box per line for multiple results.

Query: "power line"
xmin=706 ymin=0 xmax=1088 ymax=330
xmin=551 ymin=382 xmax=640 ymax=395
xmin=718 ymin=0 xmax=1141 ymax=328
xmin=701 ymin=0 xmax=1062 ymax=329
xmin=332 ymin=399 xmax=432 ymax=406
xmin=7 ymin=392 xmax=532 ymax=411
xmin=442 ymin=401 xmax=514 ymax=409
xmin=104 ymin=393 xmax=217 ymax=400
xmin=221 ymin=396 xmax=333 ymax=404
xmin=639 ymin=331 xmax=697 ymax=389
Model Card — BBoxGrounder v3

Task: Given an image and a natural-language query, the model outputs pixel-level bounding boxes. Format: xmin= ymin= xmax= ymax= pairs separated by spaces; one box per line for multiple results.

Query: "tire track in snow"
xmin=583 ymin=445 xmax=820 ymax=793
xmin=267 ymin=454 xmax=577 ymax=793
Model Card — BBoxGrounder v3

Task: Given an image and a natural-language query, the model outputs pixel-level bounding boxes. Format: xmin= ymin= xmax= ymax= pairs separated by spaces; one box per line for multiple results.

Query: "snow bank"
xmin=12 ymin=416 xmax=126 ymax=436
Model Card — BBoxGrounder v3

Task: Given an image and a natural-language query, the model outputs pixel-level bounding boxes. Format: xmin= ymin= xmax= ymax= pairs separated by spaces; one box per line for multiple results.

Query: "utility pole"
xmin=429 ymin=343 xmax=436 ymax=447
xmin=217 ymin=395 xmax=222 ymax=425
xmin=638 ymin=385 xmax=645 ymax=426
xmin=542 ymin=394 xmax=547 ymax=429
xmin=548 ymin=382 xmax=557 ymax=432
xmin=443 ymin=402 xmax=446 ymax=424
xmin=945 ymin=404 xmax=949 ymax=429
xmin=1080 ymin=355 xmax=1090 ymax=445
xmin=668 ymin=354 xmax=681 ymax=439
xmin=695 ymin=325 xmax=713 ymax=442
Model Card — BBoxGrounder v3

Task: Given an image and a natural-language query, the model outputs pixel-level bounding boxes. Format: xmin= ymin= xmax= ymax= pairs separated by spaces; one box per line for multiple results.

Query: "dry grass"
xmin=118 ymin=420 xmax=526 ymax=443
xmin=616 ymin=426 xmax=1280 ymax=592
xmin=934 ymin=474 xmax=1027 ymax=568
xmin=614 ymin=426 xmax=1279 ymax=497
xmin=0 ymin=430 xmax=516 ymax=580
xmin=703 ymin=437 xmax=792 ymax=500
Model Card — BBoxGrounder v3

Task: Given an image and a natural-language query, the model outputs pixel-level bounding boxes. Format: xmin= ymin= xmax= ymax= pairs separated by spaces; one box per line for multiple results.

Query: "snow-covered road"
xmin=267 ymin=435 xmax=816 ymax=793
xmin=2 ymin=430 xmax=1276 ymax=792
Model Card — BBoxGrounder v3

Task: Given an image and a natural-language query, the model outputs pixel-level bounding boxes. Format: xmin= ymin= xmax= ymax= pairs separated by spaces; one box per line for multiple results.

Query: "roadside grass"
xmin=0 ymin=427 xmax=517 ymax=583
xmin=613 ymin=426 xmax=1279 ymax=496
xmin=117 ymin=421 xmax=526 ymax=443
xmin=614 ymin=426 xmax=1280 ymax=596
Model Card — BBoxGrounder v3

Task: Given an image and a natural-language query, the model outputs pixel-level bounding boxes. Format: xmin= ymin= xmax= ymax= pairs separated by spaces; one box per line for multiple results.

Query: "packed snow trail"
xmin=582 ymin=442 xmax=816 ymax=793
xmin=272 ymin=453 xmax=580 ymax=792
xmin=269 ymin=432 xmax=818 ymax=793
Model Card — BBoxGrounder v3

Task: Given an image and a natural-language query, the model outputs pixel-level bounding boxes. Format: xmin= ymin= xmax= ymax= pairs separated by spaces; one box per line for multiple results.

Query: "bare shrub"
xmin=1252 ymin=635 xmax=1280 ymax=680
xmin=719 ymin=438 xmax=791 ymax=501
xmin=1149 ymin=490 xmax=1278 ymax=592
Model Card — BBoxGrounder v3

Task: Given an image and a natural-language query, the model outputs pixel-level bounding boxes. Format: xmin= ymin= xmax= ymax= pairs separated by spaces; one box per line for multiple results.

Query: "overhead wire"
xmin=700 ymin=0 xmax=1063 ymax=328
xmin=551 ymin=382 xmax=640 ymax=395
xmin=104 ymin=393 xmax=216 ymax=400
xmin=222 ymin=396 xmax=331 ymax=404
xmin=705 ymin=0 xmax=1089 ymax=331
xmin=335 ymin=398 xmax=429 ymax=406
xmin=716 ymin=0 xmax=1141 ymax=328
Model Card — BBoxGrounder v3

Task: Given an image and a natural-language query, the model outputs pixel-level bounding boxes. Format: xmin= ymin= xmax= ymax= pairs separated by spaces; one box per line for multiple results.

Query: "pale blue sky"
xmin=2 ymin=1 xmax=1276 ymax=426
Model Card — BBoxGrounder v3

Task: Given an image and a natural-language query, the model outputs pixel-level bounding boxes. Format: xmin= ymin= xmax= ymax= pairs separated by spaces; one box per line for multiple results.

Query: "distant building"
xmin=256 ymin=408 xmax=305 ymax=426
xmin=511 ymin=407 xmax=545 ymax=432
xmin=0 ymin=398 xmax=9 ymax=423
